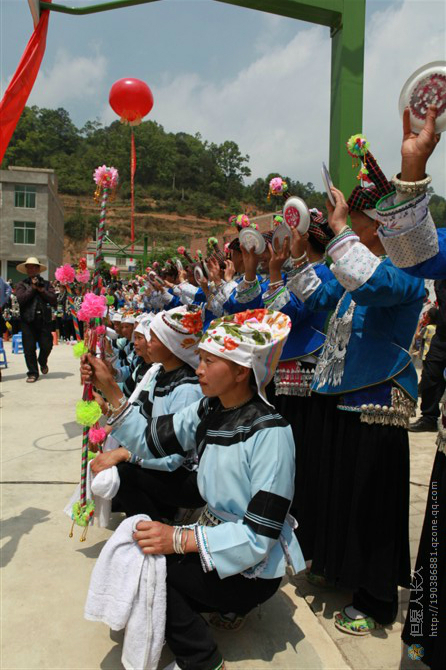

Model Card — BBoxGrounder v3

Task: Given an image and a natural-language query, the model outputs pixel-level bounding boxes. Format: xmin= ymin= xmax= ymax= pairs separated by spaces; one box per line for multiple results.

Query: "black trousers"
xmin=114 ymin=463 xmax=205 ymax=520
xmin=166 ymin=554 xmax=281 ymax=670
xmin=353 ymin=587 xmax=399 ymax=625
xmin=420 ymin=334 xmax=446 ymax=420
xmin=21 ymin=318 xmax=53 ymax=378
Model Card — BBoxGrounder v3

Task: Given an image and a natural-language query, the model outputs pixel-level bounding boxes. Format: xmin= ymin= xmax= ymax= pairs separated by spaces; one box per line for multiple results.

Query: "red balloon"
xmin=109 ymin=78 xmax=154 ymax=125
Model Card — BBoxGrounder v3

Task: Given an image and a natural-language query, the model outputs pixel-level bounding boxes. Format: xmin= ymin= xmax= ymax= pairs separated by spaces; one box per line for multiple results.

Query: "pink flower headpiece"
xmin=268 ymin=177 xmax=288 ymax=199
xmin=110 ymin=266 xmax=119 ymax=276
xmin=55 ymin=264 xmax=76 ymax=285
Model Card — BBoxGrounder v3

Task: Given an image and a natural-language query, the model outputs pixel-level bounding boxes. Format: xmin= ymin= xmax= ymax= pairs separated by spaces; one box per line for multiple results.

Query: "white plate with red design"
xmin=283 ymin=196 xmax=310 ymax=234
xmin=399 ymin=61 xmax=446 ymax=133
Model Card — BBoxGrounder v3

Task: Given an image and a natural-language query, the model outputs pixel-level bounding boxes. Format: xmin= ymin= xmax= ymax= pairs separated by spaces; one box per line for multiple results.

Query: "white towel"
xmin=91 ymin=466 xmax=120 ymax=500
xmin=85 ymin=515 xmax=166 ymax=670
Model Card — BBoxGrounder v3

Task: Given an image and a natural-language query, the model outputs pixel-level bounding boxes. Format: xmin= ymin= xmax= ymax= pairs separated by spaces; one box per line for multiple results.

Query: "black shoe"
xmin=408 ymin=417 xmax=438 ymax=432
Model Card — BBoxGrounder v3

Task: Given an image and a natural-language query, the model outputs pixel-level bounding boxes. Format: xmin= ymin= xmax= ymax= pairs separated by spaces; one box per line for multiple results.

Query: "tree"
xmin=210 ymin=140 xmax=251 ymax=199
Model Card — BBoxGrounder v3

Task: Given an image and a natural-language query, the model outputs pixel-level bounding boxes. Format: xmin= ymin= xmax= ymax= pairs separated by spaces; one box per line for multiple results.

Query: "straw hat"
xmin=16 ymin=257 xmax=47 ymax=274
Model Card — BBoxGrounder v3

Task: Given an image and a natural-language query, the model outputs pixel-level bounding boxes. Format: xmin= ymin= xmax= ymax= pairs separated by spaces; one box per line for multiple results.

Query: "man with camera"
xmin=15 ymin=257 xmax=57 ymax=383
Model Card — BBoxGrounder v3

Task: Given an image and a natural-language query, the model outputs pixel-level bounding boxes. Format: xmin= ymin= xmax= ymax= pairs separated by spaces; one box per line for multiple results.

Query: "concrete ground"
xmin=0 ymin=340 xmax=437 ymax=669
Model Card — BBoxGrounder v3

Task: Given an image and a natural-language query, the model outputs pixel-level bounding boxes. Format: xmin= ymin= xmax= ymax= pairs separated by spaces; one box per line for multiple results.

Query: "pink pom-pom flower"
xmin=93 ymin=165 xmax=119 ymax=190
xmin=268 ymin=177 xmax=288 ymax=197
xmin=177 ymin=246 xmax=186 ymax=255
xmin=75 ymin=269 xmax=90 ymax=283
xmin=77 ymin=292 xmax=107 ymax=322
xmin=110 ymin=266 xmax=119 ymax=276
xmin=55 ymin=264 xmax=76 ymax=285
xmin=95 ymin=325 xmax=106 ymax=335
xmin=88 ymin=427 xmax=107 ymax=445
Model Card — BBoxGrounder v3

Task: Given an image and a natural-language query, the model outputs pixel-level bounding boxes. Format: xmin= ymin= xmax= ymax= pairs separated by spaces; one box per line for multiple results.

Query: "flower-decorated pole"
xmin=55 ymin=264 xmax=82 ymax=341
xmin=92 ymin=166 xmax=119 ymax=295
xmin=69 ymin=293 xmax=107 ymax=541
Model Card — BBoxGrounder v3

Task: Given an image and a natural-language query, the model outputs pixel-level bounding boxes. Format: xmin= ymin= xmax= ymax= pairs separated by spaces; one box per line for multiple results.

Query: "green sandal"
xmin=334 ymin=607 xmax=381 ymax=636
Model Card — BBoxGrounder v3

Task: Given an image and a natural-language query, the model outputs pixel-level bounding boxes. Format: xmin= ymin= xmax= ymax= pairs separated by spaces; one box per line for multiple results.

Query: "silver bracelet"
xmin=391 ymin=173 xmax=432 ymax=196
xmin=106 ymin=394 xmax=127 ymax=416
xmin=173 ymin=526 xmax=187 ymax=554
xmin=291 ymin=252 xmax=307 ymax=263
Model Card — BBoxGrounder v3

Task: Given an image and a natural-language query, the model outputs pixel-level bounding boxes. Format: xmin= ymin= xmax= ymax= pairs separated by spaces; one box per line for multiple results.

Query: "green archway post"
xmin=39 ymin=0 xmax=365 ymax=195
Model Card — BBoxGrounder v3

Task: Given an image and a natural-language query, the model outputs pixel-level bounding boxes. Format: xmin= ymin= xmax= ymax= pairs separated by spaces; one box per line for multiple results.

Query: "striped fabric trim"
xmin=154 ymin=376 xmax=200 ymax=397
xmin=243 ymin=490 xmax=290 ymax=539
xmin=194 ymin=524 xmax=216 ymax=573
xmin=235 ymin=280 xmax=261 ymax=304
xmin=205 ymin=413 xmax=288 ymax=446
xmin=145 ymin=414 xmax=185 ymax=458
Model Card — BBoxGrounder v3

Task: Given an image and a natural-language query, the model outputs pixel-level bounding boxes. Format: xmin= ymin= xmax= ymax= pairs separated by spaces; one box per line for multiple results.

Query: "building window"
xmin=14 ymin=221 xmax=36 ymax=245
xmin=116 ymin=257 xmax=127 ymax=267
xmin=14 ymin=185 xmax=36 ymax=208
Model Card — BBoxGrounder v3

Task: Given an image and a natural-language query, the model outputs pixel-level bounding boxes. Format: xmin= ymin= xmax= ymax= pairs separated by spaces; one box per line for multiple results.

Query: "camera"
xmin=32 ymin=275 xmax=45 ymax=288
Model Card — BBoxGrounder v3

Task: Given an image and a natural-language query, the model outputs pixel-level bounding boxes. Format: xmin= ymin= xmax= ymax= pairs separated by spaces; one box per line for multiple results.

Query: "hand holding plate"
xmin=401 ymin=104 xmax=441 ymax=181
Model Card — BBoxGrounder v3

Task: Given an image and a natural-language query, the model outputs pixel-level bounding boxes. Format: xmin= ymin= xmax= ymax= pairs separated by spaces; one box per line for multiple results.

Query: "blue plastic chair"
xmin=12 ymin=333 xmax=24 ymax=354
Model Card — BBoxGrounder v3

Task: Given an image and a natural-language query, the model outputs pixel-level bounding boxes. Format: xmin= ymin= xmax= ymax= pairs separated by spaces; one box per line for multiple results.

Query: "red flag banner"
xmin=0 ymin=1 xmax=52 ymax=163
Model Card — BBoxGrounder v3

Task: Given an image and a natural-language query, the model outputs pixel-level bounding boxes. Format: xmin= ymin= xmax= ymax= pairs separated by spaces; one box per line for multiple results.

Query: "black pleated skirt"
xmin=402 ymin=449 xmax=445 ymax=670
xmin=298 ymin=392 xmax=411 ymax=602
xmin=275 ymin=392 xmax=318 ymax=559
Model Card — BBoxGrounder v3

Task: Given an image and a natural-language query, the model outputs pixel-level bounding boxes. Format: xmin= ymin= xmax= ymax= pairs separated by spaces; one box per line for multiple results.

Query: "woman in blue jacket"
xmin=288 ymin=164 xmax=425 ymax=635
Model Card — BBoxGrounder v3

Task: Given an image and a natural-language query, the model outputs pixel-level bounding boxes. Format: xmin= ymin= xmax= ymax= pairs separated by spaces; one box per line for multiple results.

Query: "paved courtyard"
xmin=0 ymin=340 xmax=437 ymax=669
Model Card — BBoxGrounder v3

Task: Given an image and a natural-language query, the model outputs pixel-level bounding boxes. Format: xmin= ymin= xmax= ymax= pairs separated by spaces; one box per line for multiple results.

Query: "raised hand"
xmin=401 ymin=104 xmax=441 ymax=181
xmin=268 ymin=237 xmax=290 ymax=283
xmin=290 ymin=229 xmax=309 ymax=260
xmin=326 ymin=187 xmax=349 ymax=236
xmin=241 ymin=245 xmax=259 ymax=281
xmin=224 ymin=259 xmax=235 ymax=282
xmin=207 ymin=256 xmax=221 ymax=284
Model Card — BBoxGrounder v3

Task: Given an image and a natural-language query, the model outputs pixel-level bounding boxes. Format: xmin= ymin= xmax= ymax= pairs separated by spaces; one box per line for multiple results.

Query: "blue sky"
xmin=1 ymin=0 xmax=445 ymax=195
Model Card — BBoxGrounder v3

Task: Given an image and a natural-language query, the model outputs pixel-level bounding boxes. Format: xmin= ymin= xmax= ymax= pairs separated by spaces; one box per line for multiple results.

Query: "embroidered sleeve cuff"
xmin=179 ymin=282 xmax=199 ymax=303
xmin=376 ymin=194 xmax=439 ymax=267
xmin=376 ymin=191 xmax=429 ymax=233
xmin=326 ymin=230 xmax=360 ymax=262
xmin=331 ymin=242 xmax=381 ymax=291
xmin=263 ymin=286 xmax=290 ymax=311
xmin=207 ymin=294 xmax=225 ymax=317
xmin=221 ymin=279 xmax=238 ymax=301
xmin=287 ymin=264 xmax=321 ymax=301
xmin=194 ymin=525 xmax=216 ymax=573
xmin=235 ymin=279 xmax=261 ymax=303
xmin=107 ymin=402 xmax=133 ymax=428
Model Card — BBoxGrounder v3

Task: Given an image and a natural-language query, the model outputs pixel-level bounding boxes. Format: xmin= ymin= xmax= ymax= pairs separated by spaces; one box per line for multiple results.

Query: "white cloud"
xmin=150 ymin=25 xmax=332 ymax=186
xmin=126 ymin=0 xmax=445 ymax=196
xmin=27 ymin=49 xmax=107 ymax=108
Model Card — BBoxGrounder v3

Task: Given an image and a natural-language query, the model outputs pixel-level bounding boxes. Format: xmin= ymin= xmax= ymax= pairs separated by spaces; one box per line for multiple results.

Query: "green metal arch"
xmin=39 ymin=0 xmax=365 ymax=194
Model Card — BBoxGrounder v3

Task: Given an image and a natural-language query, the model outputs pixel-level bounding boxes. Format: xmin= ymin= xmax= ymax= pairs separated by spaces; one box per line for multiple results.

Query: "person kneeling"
xmin=82 ymin=308 xmax=305 ymax=670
